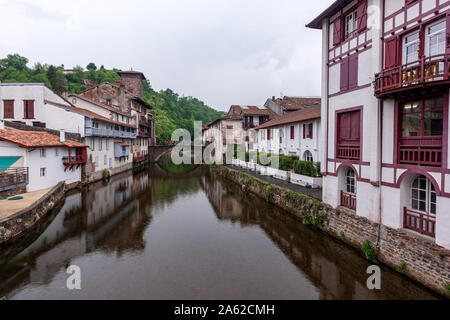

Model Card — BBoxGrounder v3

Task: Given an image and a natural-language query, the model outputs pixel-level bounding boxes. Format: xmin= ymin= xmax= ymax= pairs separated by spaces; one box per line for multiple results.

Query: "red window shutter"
xmin=267 ymin=129 xmax=270 ymax=140
xmin=339 ymin=113 xmax=351 ymax=140
xmin=290 ymin=126 xmax=294 ymax=139
xmin=384 ymin=37 xmax=398 ymax=68
xmin=28 ymin=100 xmax=34 ymax=119
xmin=3 ymin=100 xmax=14 ymax=118
xmin=349 ymin=54 xmax=358 ymax=89
xmin=357 ymin=0 xmax=367 ymax=32
xmin=333 ymin=18 xmax=342 ymax=46
xmin=303 ymin=124 xmax=306 ymax=139
xmin=350 ymin=111 xmax=361 ymax=139
xmin=309 ymin=123 xmax=313 ymax=139
xmin=340 ymin=57 xmax=350 ymax=91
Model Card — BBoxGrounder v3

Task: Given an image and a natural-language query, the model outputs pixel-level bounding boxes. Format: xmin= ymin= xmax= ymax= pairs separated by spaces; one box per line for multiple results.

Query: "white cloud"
xmin=0 ymin=0 xmax=331 ymax=111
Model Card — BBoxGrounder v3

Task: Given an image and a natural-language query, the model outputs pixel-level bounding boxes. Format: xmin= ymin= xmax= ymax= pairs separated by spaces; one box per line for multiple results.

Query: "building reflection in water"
xmin=199 ymin=173 xmax=439 ymax=300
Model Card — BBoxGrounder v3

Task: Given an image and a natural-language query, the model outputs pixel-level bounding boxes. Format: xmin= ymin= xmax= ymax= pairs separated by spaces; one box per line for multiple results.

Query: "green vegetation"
xmin=0 ymin=53 xmax=225 ymax=143
xmin=362 ymin=240 xmax=377 ymax=261
xmin=158 ymin=158 xmax=198 ymax=175
xmin=293 ymin=160 xmax=321 ymax=177
xmin=445 ymin=283 xmax=450 ymax=296
xmin=397 ymin=262 xmax=407 ymax=273
xmin=439 ymin=252 xmax=446 ymax=259
xmin=102 ymin=169 xmax=110 ymax=180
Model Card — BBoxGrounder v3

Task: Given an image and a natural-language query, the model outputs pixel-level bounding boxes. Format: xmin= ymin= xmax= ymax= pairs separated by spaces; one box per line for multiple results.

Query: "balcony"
xmin=340 ymin=191 xmax=356 ymax=210
xmin=133 ymin=153 xmax=149 ymax=163
xmin=375 ymin=54 xmax=450 ymax=98
xmin=0 ymin=167 xmax=29 ymax=192
xmin=114 ymin=143 xmax=130 ymax=158
xmin=139 ymin=116 xmax=152 ymax=128
xmin=403 ymin=207 xmax=435 ymax=237
xmin=398 ymin=138 xmax=442 ymax=167
xmin=63 ymin=148 xmax=87 ymax=171
xmin=337 ymin=144 xmax=360 ymax=161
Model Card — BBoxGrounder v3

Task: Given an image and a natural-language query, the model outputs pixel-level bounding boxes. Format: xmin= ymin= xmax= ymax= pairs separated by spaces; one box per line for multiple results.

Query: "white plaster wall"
xmin=0 ymin=85 xmax=85 ymax=136
xmin=323 ymin=175 xmax=339 ymax=208
xmin=26 ymin=147 xmax=81 ymax=191
xmin=436 ymin=196 xmax=450 ymax=249
xmin=355 ymin=181 xmax=380 ymax=223
xmin=381 ymin=185 xmax=402 ymax=228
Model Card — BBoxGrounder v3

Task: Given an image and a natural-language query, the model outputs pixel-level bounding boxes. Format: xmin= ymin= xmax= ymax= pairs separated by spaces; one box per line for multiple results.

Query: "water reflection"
xmin=0 ymin=165 xmax=440 ymax=300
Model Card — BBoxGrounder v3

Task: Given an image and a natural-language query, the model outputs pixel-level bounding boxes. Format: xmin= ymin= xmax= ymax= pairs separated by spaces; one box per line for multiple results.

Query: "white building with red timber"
xmin=308 ymin=0 xmax=450 ymax=249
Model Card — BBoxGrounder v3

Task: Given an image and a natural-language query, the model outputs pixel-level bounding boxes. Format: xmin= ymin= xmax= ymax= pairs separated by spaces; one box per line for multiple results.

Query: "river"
xmin=0 ymin=165 xmax=441 ymax=299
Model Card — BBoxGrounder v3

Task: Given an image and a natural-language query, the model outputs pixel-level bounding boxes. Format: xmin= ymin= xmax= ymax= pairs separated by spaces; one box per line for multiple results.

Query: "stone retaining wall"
xmin=0 ymin=182 xmax=65 ymax=245
xmin=212 ymin=165 xmax=450 ymax=297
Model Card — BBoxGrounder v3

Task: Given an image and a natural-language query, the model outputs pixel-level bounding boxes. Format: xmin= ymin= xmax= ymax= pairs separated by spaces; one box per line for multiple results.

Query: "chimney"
xmin=60 ymin=130 xmax=65 ymax=143
xmin=0 ymin=120 xmax=4 ymax=130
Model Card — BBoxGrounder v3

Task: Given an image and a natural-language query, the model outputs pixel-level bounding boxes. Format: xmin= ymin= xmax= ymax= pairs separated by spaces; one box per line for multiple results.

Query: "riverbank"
xmin=0 ymin=182 xmax=65 ymax=245
xmin=211 ymin=165 xmax=450 ymax=297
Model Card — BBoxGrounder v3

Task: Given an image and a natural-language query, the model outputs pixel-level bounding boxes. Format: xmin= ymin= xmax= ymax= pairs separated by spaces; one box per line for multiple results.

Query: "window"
xmin=340 ymin=54 xmax=358 ymax=91
xmin=40 ymin=148 xmax=46 ymax=158
xmin=425 ymin=20 xmax=446 ymax=57
xmin=403 ymin=31 xmax=420 ymax=64
xmin=90 ymin=138 xmax=95 ymax=151
xmin=411 ymin=176 xmax=436 ymax=215
xmin=226 ymin=125 xmax=233 ymax=130
xmin=401 ymin=98 xmax=444 ymax=138
xmin=23 ymin=100 xmax=34 ymax=119
xmin=337 ymin=110 xmax=361 ymax=160
xmin=40 ymin=167 xmax=46 ymax=177
xmin=290 ymin=126 xmax=295 ymax=140
xmin=106 ymin=139 xmax=110 ymax=150
xmin=109 ymin=158 xmax=112 ymax=168
xmin=98 ymin=138 xmax=103 ymax=151
xmin=346 ymin=169 xmax=356 ymax=194
xmin=304 ymin=151 xmax=313 ymax=162
xmin=95 ymin=156 xmax=99 ymax=167
xmin=304 ymin=123 xmax=313 ymax=139
xmin=104 ymin=155 xmax=107 ymax=165
xmin=345 ymin=10 xmax=358 ymax=39
xmin=3 ymin=100 xmax=14 ymax=119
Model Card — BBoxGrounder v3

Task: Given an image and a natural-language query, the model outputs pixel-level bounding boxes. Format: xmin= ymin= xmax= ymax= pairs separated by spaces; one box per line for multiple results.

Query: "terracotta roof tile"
xmin=0 ymin=128 xmax=87 ymax=148
xmin=45 ymin=100 xmax=137 ymax=129
xmin=254 ymin=105 xmax=321 ymax=130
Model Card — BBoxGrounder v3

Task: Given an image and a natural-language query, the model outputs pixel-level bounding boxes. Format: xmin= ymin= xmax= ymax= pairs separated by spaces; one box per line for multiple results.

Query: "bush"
xmin=293 ymin=160 xmax=319 ymax=177
xmin=102 ymin=169 xmax=110 ymax=180
xmin=362 ymin=240 xmax=377 ymax=261
xmin=278 ymin=155 xmax=299 ymax=171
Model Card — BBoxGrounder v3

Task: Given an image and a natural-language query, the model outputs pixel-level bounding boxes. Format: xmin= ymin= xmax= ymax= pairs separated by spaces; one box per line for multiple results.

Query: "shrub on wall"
xmin=293 ymin=160 xmax=320 ymax=177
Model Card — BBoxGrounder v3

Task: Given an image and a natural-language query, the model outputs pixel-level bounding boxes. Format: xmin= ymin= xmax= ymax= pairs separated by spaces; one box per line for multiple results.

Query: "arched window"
xmin=346 ymin=169 xmax=356 ymax=194
xmin=303 ymin=151 xmax=313 ymax=162
xmin=411 ymin=175 xmax=436 ymax=215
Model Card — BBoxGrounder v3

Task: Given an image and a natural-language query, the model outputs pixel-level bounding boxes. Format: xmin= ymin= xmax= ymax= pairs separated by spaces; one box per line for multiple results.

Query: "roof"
xmin=306 ymin=0 xmax=353 ymax=29
xmin=44 ymin=100 xmax=137 ymax=129
xmin=117 ymin=70 xmax=147 ymax=80
xmin=115 ymin=142 xmax=130 ymax=147
xmin=254 ymin=104 xmax=321 ymax=130
xmin=0 ymin=82 xmax=45 ymax=87
xmin=228 ymin=105 xmax=278 ymax=118
xmin=271 ymin=96 xmax=321 ymax=112
xmin=0 ymin=128 xmax=87 ymax=148
xmin=68 ymin=94 xmax=133 ymax=117
xmin=76 ymin=81 xmax=152 ymax=109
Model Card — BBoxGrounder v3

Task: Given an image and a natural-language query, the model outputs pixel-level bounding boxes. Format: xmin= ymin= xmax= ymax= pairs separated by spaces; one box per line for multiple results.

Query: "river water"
xmin=0 ymin=165 xmax=441 ymax=299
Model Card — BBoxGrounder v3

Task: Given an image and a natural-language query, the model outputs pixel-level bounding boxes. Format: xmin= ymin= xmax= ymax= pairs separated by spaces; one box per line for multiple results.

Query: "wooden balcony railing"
xmin=0 ymin=167 xmax=29 ymax=192
xmin=337 ymin=144 xmax=360 ymax=160
xmin=340 ymin=191 xmax=356 ymax=210
xmin=375 ymin=54 xmax=450 ymax=97
xmin=403 ymin=207 xmax=436 ymax=237
xmin=398 ymin=144 xmax=442 ymax=167
xmin=62 ymin=155 xmax=86 ymax=166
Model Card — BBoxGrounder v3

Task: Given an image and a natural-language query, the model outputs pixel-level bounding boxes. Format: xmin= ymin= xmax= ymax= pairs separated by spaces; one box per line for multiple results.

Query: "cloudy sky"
xmin=0 ymin=0 xmax=330 ymax=111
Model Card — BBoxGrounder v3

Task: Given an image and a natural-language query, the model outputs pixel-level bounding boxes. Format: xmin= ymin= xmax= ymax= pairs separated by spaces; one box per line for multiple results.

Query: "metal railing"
xmin=403 ymin=207 xmax=436 ymax=237
xmin=0 ymin=167 xmax=29 ymax=191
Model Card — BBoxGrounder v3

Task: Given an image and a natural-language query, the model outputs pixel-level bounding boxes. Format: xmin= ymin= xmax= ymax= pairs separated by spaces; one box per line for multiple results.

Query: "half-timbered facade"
xmin=308 ymin=0 xmax=450 ymax=249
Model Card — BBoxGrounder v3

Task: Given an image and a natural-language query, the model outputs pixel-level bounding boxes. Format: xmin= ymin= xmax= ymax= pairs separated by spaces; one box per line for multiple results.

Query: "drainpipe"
xmin=376 ymin=100 xmax=383 ymax=249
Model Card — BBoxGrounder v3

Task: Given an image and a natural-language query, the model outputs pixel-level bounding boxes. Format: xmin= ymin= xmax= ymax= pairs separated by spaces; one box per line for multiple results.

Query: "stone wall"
xmin=211 ymin=165 xmax=450 ymax=297
xmin=0 ymin=182 xmax=65 ymax=244
xmin=0 ymin=186 xmax=27 ymax=198
xmin=82 ymin=160 xmax=133 ymax=184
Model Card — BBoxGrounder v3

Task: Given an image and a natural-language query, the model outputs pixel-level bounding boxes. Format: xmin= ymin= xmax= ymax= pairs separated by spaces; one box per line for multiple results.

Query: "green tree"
xmin=86 ymin=62 xmax=97 ymax=71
